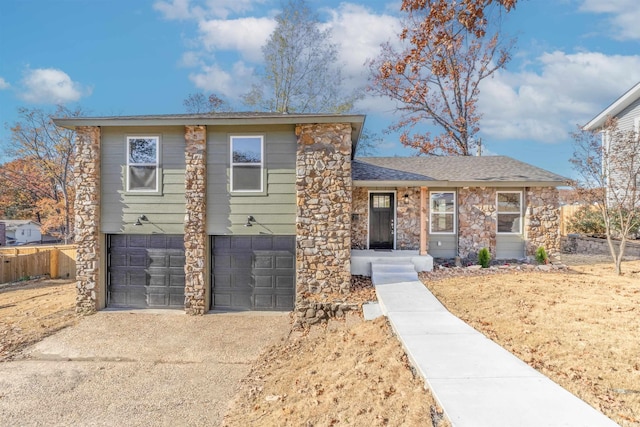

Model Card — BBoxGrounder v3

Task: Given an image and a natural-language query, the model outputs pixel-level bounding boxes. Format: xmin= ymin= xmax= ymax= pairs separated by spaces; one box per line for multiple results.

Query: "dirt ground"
xmin=3 ymin=255 xmax=639 ymax=426
xmin=223 ymin=314 xmax=448 ymax=427
xmin=422 ymin=256 xmax=640 ymax=427
xmin=0 ymin=278 xmax=77 ymax=361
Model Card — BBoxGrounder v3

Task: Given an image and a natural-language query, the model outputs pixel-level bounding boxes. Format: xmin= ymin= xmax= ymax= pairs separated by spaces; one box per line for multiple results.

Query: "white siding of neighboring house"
xmin=605 ymin=98 xmax=640 ymax=207
xmin=8 ymin=223 xmax=42 ymax=245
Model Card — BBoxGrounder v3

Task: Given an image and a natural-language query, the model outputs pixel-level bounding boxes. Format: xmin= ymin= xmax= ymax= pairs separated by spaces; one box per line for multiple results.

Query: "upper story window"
xmin=127 ymin=136 xmax=159 ymax=192
xmin=497 ymin=191 xmax=522 ymax=234
xmin=231 ymin=135 xmax=264 ymax=192
xmin=430 ymin=191 xmax=455 ymax=234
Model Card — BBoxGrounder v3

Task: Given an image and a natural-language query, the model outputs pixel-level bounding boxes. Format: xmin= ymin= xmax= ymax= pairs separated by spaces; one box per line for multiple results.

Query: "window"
xmin=430 ymin=192 xmax=455 ymax=233
xmin=372 ymin=194 xmax=391 ymax=208
xmin=127 ymin=136 xmax=159 ymax=192
xmin=231 ymin=135 xmax=263 ymax=192
xmin=497 ymin=192 xmax=522 ymax=234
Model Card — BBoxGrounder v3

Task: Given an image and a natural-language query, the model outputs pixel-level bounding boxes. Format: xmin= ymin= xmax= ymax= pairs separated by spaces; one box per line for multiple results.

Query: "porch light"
xmin=403 ymin=194 xmax=409 ymax=203
xmin=244 ymin=215 xmax=256 ymax=227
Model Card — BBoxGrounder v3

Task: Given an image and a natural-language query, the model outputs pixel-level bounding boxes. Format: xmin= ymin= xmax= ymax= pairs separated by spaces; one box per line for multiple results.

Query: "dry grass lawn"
xmin=423 ymin=258 xmax=640 ymax=427
xmin=0 ymin=279 xmax=77 ymax=361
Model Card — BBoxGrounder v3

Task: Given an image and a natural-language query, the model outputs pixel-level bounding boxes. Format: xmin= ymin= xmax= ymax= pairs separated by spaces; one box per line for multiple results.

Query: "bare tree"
xmin=570 ymin=117 xmax=640 ymax=275
xmin=243 ymin=0 xmax=358 ymax=114
xmin=368 ymin=0 xmax=514 ymax=155
xmin=6 ymin=106 xmax=82 ymax=243
xmin=183 ymin=92 xmax=229 ymax=113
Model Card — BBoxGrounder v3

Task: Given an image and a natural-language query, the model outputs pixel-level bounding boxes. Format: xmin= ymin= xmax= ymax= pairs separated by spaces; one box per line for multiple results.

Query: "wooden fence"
xmin=0 ymin=244 xmax=76 ymax=284
xmin=559 ymin=204 xmax=599 ymax=236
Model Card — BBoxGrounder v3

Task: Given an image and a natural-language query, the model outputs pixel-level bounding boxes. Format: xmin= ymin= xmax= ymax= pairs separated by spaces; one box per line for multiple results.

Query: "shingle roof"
xmin=354 ymin=156 xmax=567 ymax=185
xmin=0 ymin=220 xmax=41 ymax=231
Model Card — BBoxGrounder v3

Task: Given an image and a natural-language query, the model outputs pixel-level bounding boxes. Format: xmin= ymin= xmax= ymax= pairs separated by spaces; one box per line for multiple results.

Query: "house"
xmin=53 ymin=113 xmax=565 ymax=315
xmin=583 ymin=81 xmax=640 ymax=196
xmin=0 ymin=220 xmax=42 ymax=245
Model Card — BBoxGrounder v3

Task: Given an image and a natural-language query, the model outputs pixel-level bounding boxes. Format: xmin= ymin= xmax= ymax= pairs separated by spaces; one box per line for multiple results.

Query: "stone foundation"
xmin=294 ymin=302 xmax=360 ymax=327
xmin=458 ymin=187 xmax=497 ymax=259
xmin=184 ymin=125 xmax=207 ymax=315
xmin=295 ymin=123 xmax=352 ymax=304
xmin=74 ymin=126 xmax=101 ymax=314
xmin=525 ymin=187 xmax=560 ymax=256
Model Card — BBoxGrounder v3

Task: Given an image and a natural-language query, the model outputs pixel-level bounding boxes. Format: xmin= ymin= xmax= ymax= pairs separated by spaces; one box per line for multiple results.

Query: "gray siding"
xmin=428 ymin=235 xmax=457 ymax=258
xmin=207 ymin=125 xmax=296 ymax=235
xmin=496 ymin=236 xmax=525 ymax=259
xmin=101 ymin=126 xmax=186 ymax=234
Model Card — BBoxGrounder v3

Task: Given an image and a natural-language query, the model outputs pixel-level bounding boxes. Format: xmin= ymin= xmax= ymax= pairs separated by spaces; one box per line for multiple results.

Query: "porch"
xmin=351 ymin=249 xmax=434 ymax=277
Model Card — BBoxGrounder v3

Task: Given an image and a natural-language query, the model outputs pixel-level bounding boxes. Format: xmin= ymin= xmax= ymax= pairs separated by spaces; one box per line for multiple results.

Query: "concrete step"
xmin=371 ymin=262 xmax=418 ymax=285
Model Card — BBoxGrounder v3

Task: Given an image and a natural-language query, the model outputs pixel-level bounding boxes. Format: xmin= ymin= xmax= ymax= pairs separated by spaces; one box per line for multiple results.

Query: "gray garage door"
xmin=107 ymin=234 xmax=185 ymax=309
xmin=212 ymin=235 xmax=295 ymax=311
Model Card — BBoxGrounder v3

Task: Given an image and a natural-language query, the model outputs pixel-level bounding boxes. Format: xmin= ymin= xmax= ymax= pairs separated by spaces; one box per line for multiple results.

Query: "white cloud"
xmin=0 ymin=77 xmax=9 ymax=90
xmin=154 ymin=0 xmax=265 ymax=21
xmin=324 ymin=3 xmax=400 ymax=79
xmin=19 ymin=68 xmax=90 ymax=104
xmin=579 ymin=0 xmax=640 ymax=40
xmin=478 ymin=51 xmax=640 ymax=142
xmin=197 ymin=17 xmax=275 ymax=62
xmin=189 ymin=61 xmax=254 ymax=100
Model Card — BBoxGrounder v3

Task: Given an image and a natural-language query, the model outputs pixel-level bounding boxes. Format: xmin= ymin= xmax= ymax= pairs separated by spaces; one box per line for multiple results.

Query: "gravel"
xmin=0 ymin=311 xmax=291 ymax=426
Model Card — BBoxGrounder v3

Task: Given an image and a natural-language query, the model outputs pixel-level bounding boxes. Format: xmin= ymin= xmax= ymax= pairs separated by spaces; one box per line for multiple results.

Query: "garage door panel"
xmin=108 ymin=235 xmax=185 ymax=309
xmin=212 ymin=236 xmax=294 ymax=311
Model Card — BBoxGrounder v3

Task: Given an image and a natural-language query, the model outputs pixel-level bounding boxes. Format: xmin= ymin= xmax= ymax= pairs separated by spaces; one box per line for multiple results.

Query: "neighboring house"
xmin=583 ymin=81 xmax=640 ymax=197
xmin=54 ymin=113 xmax=565 ymax=315
xmin=0 ymin=220 xmax=42 ymax=245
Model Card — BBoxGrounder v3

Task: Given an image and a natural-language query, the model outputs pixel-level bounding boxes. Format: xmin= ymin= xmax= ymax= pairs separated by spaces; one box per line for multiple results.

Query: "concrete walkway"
xmin=371 ymin=276 xmax=619 ymax=427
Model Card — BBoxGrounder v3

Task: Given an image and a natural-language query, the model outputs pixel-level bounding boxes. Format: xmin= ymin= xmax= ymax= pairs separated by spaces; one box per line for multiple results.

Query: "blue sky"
xmin=1 ymin=0 xmax=639 ymax=178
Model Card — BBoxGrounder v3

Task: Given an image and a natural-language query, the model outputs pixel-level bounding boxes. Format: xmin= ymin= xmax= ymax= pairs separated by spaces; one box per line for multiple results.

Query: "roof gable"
xmin=583 ymin=81 xmax=640 ymax=131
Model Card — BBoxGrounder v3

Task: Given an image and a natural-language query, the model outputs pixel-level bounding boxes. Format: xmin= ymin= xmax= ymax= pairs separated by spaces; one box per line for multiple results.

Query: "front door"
xmin=369 ymin=193 xmax=394 ymax=249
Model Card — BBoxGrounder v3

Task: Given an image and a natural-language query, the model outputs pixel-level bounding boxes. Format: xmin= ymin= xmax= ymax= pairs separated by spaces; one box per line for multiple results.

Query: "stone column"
xmin=74 ymin=126 xmax=101 ymax=314
xmin=295 ymin=123 xmax=352 ymax=304
xmin=524 ymin=187 xmax=560 ymax=256
xmin=458 ymin=187 xmax=497 ymax=259
xmin=396 ymin=187 xmax=422 ymax=250
xmin=184 ymin=125 xmax=207 ymax=315
xmin=351 ymin=187 xmax=368 ymax=249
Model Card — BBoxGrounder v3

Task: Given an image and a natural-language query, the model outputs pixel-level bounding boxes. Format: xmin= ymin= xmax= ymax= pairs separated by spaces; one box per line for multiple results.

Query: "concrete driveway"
xmin=0 ymin=311 xmax=291 ymax=426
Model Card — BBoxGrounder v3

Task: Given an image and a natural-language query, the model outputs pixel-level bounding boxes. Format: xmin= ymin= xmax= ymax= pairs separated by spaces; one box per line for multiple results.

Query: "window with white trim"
xmin=430 ymin=191 xmax=455 ymax=233
xmin=230 ymin=135 xmax=264 ymax=192
xmin=497 ymin=191 xmax=522 ymax=234
xmin=127 ymin=136 xmax=159 ymax=192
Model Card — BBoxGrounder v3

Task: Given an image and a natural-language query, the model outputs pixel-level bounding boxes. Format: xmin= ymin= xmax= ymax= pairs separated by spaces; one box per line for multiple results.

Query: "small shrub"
xmin=567 ymin=205 xmax=605 ymax=237
xmin=477 ymin=248 xmax=491 ymax=268
xmin=535 ymin=247 xmax=548 ymax=264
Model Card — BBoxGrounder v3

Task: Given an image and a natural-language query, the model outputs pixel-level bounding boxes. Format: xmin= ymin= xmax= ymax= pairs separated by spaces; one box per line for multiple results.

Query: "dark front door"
xmin=369 ymin=193 xmax=394 ymax=249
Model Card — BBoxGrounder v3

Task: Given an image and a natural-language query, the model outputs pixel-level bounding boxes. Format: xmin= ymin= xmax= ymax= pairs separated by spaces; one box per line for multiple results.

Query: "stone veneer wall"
xmin=351 ymin=187 xmax=368 ymax=249
xmin=524 ymin=187 xmax=560 ymax=255
xmin=458 ymin=187 xmax=497 ymax=259
xmin=396 ymin=186 xmax=422 ymax=250
xmin=184 ymin=125 xmax=207 ymax=315
xmin=74 ymin=126 xmax=101 ymax=314
xmin=295 ymin=123 xmax=352 ymax=303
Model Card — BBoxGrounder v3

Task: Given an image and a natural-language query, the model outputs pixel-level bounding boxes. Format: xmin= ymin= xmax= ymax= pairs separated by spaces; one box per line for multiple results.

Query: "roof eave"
xmin=354 ymin=180 xmax=568 ymax=188
xmin=583 ymin=81 xmax=640 ymax=131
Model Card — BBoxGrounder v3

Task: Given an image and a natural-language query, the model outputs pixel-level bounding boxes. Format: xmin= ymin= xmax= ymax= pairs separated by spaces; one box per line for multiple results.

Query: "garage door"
xmin=107 ymin=234 xmax=185 ymax=309
xmin=212 ymin=235 xmax=295 ymax=311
